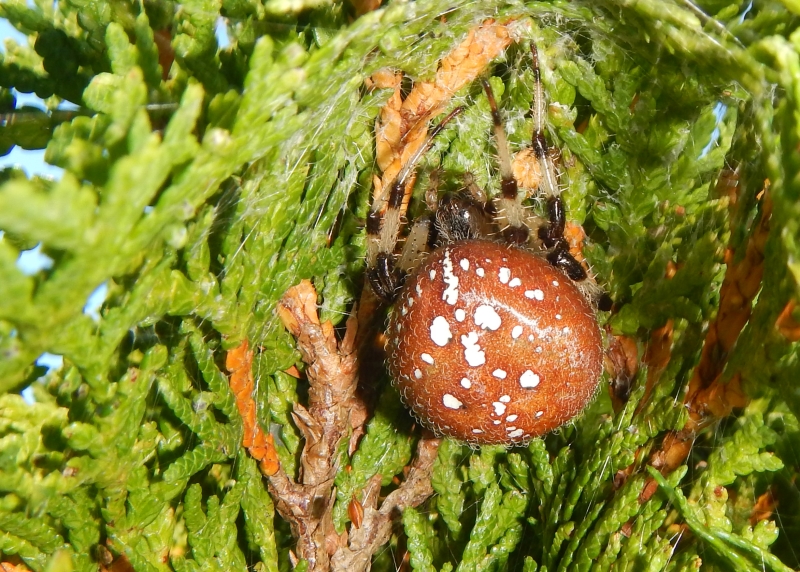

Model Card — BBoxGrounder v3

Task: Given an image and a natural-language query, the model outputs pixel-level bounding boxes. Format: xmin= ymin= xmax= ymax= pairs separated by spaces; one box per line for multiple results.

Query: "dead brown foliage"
xmin=230 ymin=280 xmax=441 ymax=572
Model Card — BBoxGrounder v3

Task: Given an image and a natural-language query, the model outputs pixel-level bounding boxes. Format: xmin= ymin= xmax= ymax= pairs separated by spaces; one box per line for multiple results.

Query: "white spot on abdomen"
xmin=455 ymin=308 xmax=466 ymax=322
xmin=509 ymin=277 xmax=521 ymax=288
xmin=499 ymin=395 xmax=511 ymax=403
xmin=474 ymin=305 xmax=502 ymax=330
xmin=442 ymin=394 xmax=463 ymax=409
xmin=421 ymin=353 xmax=434 ymax=364
xmin=508 ymin=428 xmax=524 ymax=438
xmin=498 ymin=267 xmax=511 ymax=284
xmin=492 ymin=401 xmax=506 ymax=415
xmin=520 ymin=370 xmax=540 ymax=388
xmin=492 ymin=369 xmax=507 ymax=379
xmin=525 ymin=289 xmax=545 ymax=300
xmin=414 ymin=369 xmax=422 ymax=379
xmin=461 ymin=332 xmax=486 ymax=367
xmin=430 ymin=316 xmax=452 ymax=347
xmin=460 ymin=378 xmax=471 ymax=389
xmin=512 ymin=325 xmax=523 ymax=339
xmin=476 ymin=267 xmax=485 ymax=277
xmin=460 ymin=258 xmax=469 ymax=271
xmin=441 ymin=249 xmax=459 ymax=305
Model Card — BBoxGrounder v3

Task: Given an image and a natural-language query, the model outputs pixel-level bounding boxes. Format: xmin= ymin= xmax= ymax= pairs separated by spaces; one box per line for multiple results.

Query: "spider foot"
xmin=367 ymin=252 xmax=406 ymax=303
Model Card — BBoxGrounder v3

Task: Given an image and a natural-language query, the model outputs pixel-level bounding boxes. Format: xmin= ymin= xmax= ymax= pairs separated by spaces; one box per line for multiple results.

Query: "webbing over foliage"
xmin=0 ymin=0 xmax=799 ymax=570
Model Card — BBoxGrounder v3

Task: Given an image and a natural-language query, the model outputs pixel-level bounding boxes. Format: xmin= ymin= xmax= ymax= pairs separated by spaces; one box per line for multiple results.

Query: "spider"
xmin=365 ymin=42 xmax=611 ymax=446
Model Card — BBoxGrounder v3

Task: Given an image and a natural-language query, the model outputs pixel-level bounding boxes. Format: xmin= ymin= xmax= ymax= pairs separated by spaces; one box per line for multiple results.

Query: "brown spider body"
xmin=367 ymin=42 xmax=609 ymax=445
xmin=387 ymin=240 xmax=602 ymax=445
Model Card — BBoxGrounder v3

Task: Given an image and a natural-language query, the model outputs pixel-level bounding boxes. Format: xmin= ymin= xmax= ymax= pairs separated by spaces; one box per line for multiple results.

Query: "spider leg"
xmin=529 ymin=42 xmax=613 ymax=311
xmin=397 ymin=219 xmax=432 ymax=273
xmin=367 ymin=107 xmax=464 ymax=302
xmin=528 ymin=43 xmax=587 ymax=281
xmin=482 ymin=79 xmax=531 ymax=246
xmin=530 ymin=43 xmax=560 ymax=200
xmin=367 ymin=252 xmax=403 ymax=302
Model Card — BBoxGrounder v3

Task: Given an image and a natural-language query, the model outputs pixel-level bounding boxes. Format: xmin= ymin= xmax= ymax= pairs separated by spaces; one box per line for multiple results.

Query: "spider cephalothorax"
xmin=367 ymin=43 xmax=610 ymax=446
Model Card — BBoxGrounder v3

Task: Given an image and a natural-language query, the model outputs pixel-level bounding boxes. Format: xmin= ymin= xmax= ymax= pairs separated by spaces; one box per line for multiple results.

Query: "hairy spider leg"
xmin=530 ymin=43 xmax=613 ymax=310
xmin=523 ymin=42 xmax=588 ymax=283
xmin=367 ymin=106 xmax=465 ymax=302
xmin=530 ymin=43 xmax=559 ymax=200
xmin=481 ymin=79 xmax=532 ymax=246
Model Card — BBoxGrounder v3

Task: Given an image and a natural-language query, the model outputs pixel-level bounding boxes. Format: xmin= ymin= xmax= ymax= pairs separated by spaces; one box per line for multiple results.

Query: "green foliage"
xmin=1 ymin=0 xmax=799 ymax=570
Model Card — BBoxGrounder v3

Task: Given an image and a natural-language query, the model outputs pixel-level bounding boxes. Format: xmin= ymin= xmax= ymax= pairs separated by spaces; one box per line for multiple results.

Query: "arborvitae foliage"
xmin=0 ymin=0 xmax=799 ymax=570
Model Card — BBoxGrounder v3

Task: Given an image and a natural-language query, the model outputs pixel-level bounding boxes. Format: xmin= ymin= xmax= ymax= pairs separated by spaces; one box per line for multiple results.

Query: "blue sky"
xmin=0 ymin=18 xmax=64 ymax=179
xmin=0 ymin=15 xmax=230 ymax=178
xmin=0 ymin=16 xmax=233 ymax=365
xmin=2 ymin=18 xmax=69 ymax=382
xmin=0 ymin=15 xmax=231 ymax=388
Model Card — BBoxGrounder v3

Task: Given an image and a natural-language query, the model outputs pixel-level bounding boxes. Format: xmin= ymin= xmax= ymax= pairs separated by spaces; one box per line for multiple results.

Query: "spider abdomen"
xmin=386 ymin=240 xmax=603 ymax=445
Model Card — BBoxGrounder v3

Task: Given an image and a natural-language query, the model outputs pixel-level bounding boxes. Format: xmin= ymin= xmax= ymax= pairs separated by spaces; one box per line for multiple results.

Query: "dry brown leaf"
xmin=564 ymin=222 xmax=587 ymax=264
xmin=776 ymin=300 xmax=800 ymax=341
xmin=371 ymin=19 xmax=526 ymax=214
xmin=684 ymin=191 xmax=770 ymax=425
xmin=227 ymin=340 xmax=280 ymax=476
xmin=643 ymin=180 xmax=770 ymax=495
xmin=640 ymin=320 xmax=674 ymax=410
xmin=512 ymin=148 xmax=544 ymax=192
xmin=348 ymin=0 xmax=381 ymax=17
xmin=605 ymin=334 xmax=639 ymax=411
xmin=1 ymin=563 xmax=30 ymax=572
xmin=750 ymin=488 xmax=778 ymax=526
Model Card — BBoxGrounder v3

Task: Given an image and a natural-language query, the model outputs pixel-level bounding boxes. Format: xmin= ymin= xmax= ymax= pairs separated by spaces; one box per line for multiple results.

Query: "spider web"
xmin=0 ymin=0 xmax=798 ymax=570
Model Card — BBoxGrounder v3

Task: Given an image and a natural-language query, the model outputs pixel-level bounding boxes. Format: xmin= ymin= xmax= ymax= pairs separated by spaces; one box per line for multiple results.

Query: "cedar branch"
xmin=231 ymin=280 xmax=441 ymax=571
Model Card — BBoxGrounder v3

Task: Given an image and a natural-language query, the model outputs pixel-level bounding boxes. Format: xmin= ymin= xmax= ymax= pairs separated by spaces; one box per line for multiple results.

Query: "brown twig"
xmin=229 ymin=280 xmax=441 ymax=571
xmin=330 ymin=436 xmax=441 ymax=571
xmin=266 ymin=280 xmax=363 ymax=571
